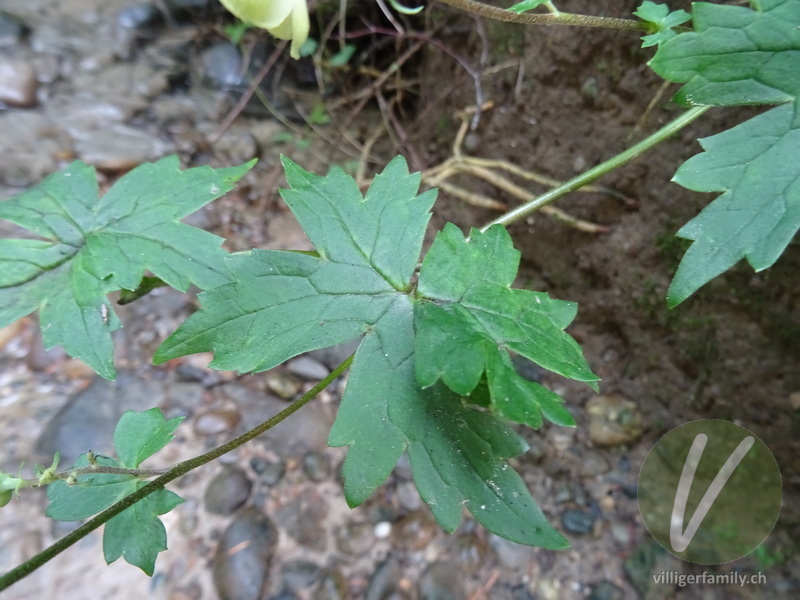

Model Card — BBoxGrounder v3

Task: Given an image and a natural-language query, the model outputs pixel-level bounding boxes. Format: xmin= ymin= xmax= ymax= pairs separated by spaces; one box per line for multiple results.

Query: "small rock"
xmin=489 ymin=534 xmax=534 ymax=571
xmin=117 ymin=4 xmax=162 ymax=30
xmin=396 ymin=481 xmax=422 ymax=511
xmin=579 ymin=454 xmax=610 ymax=477
xmin=283 ymin=560 xmax=323 ymax=591
xmin=194 ymin=409 xmax=241 ymax=435
xmin=275 ymin=488 xmax=329 ymax=551
xmin=391 ymin=510 xmax=437 ymax=552
xmin=198 ymin=42 xmax=244 ymax=89
xmin=451 ymin=533 xmax=490 ymax=572
xmin=587 ymin=395 xmax=644 ymax=447
xmin=365 ymin=558 xmax=403 ymax=600
xmin=251 ymin=457 xmax=285 ymax=486
xmin=0 ymin=59 xmax=37 ymax=107
xmin=587 ymin=581 xmax=625 ymax=600
xmin=313 ymin=569 xmax=348 ymax=600
xmin=789 ymin=391 xmax=800 ymax=411
xmin=265 ymin=372 xmax=301 ymax=399
xmin=71 ymin=122 xmax=170 ymax=172
xmin=511 ymin=354 xmax=544 ymax=382
xmin=0 ymin=12 xmax=28 ymax=46
xmin=302 ymin=451 xmax=331 ymax=482
xmin=287 ymin=356 xmax=330 ymax=381
xmin=561 ymin=508 xmax=596 ymax=535
xmin=268 ymin=591 xmax=300 ymax=600
xmin=213 ymin=507 xmax=279 ymax=600
xmin=417 ymin=563 xmax=466 ymax=600
xmin=308 ymin=339 xmax=360 ymax=370
xmin=204 ymin=467 xmax=252 ymax=515
xmin=335 ymin=521 xmax=374 ymax=555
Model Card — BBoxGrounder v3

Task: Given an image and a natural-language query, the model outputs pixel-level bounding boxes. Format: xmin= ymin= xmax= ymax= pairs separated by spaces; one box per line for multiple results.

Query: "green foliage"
xmin=47 ymin=409 xmax=183 ymax=575
xmin=633 ymin=1 xmax=691 ymax=47
xmin=0 ymin=157 xmax=254 ymax=378
xmin=508 ymin=0 xmax=551 ymax=15
xmin=155 ymin=156 xmax=596 ymax=547
xmin=645 ymin=0 xmax=800 ymax=305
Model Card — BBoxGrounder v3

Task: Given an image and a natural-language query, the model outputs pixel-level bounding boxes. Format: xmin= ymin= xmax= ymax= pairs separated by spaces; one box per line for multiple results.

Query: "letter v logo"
xmin=639 ymin=420 xmax=781 ymax=564
xmin=669 ymin=433 xmax=754 ymax=552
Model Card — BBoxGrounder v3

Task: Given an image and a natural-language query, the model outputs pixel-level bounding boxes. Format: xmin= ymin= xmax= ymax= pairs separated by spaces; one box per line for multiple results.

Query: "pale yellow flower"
xmin=220 ymin=0 xmax=310 ymax=59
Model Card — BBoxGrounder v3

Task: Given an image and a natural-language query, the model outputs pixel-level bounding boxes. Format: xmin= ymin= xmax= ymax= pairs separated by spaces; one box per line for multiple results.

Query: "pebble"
xmin=307 ymin=339 xmax=360 ymax=370
xmin=451 ymin=533 xmax=490 ymax=572
xmin=71 ymin=122 xmax=170 ymax=171
xmin=204 ymin=467 xmax=253 ymax=515
xmin=489 ymin=534 xmax=534 ymax=571
xmin=511 ymin=354 xmax=544 ymax=382
xmin=417 ymin=562 xmax=466 ymax=600
xmin=789 ymin=391 xmax=800 ymax=411
xmin=213 ymin=507 xmax=279 ymax=600
xmin=587 ymin=581 xmax=625 ymax=600
xmin=250 ymin=457 xmax=286 ymax=486
xmin=587 ymin=395 xmax=644 ymax=447
xmin=302 ymin=451 xmax=331 ymax=482
xmin=0 ymin=59 xmax=37 ymax=107
xmin=265 ymin=372 xmax=301 ymax=399
xmin=0 ymin=12 xmax=28 ymax=46
xmin=561 ymin=508 xmax=596 ymax=535
xmin=396 ymin=481 xmax=422 ymax=511
xmin=282 ymin=559 xmax=323 ymax=591
xmin=579 ymin=454 xmax=610 ymax=477
xmin=34 ymin=372 xmax=162 ymax=466
xmin=286 ymin=356 xmax=330 ymax=381
xmin=365 ymin=557 xmax=403 ymax=600
xmin=335 ymin=521 xmax=375 ymax=555
xmin=391 ymin=510 xmax=438 ymax=551
xmin=194 ymin=409 xmax=241 ymax=435
xmin=116 ymin=4 xmax=162 ymax=30
xmin=198 ymin=42 xmax=243 ymax=89
xmin=313 ymin=569 xmax=348 ymax=600
xmin=275 ymin=488 xmax=329 ymax=551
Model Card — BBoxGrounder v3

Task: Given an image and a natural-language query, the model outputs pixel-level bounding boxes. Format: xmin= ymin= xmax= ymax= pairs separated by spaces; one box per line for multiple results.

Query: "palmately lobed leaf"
xmin=0 ymin=157 xmax=254 ymax=378
xmin=649 ymin=0 xmax=800 ymax=108
xmin=157 ymin=157 xmax=592 ymax=548
xmin=415 ymin=224 xmax=598 ymax=428
xmin=46 ymin=409 xmax=184 ymax=575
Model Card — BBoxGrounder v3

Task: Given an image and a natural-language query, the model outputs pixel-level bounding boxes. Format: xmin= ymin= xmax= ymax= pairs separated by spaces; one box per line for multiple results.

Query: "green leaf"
xmin=115 ymin=408 xmax=184 ymax=468
xmin=508 ymin=0 xmax=550 ymax=14
xmin=0 ymin=157 xmax=255 ymax=379
xmin=644 ymin=0 xmax=800 ymax=305
xmin=155 ymin=156 xmax=591 ymax=547
xmin=415 ymin=224 xmax=597 ymax=427
xmin=649 ymin=0 xmax=800 ymax=108
xmin=634 ymin=2 xmax=691 ymax=48
xmin=328 ymin=300 xmax=568 ymax=548
xmin=667 ymin=104 xmax=800 ymax=305
xmin=46 ymin=409 xmax=184 ymax=575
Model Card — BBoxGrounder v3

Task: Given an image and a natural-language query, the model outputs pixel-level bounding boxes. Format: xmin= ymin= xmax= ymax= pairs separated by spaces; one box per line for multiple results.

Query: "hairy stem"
xmin=481 ymin=106 xmax=711 ymax=231
xmin=436 ymin=0 xmax=649 ymax=32
xmin=0 ymin=354 xmax=354 ymax=592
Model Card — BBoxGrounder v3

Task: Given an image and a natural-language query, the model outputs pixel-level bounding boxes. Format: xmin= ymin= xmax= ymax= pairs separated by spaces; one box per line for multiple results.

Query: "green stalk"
xmin=0 ymin=354 xmax=354 ymax=592
xmin=481 ymin=106 xmax=710 ymax=231
xmin=437 ymin=0 xmax=649 ymax=32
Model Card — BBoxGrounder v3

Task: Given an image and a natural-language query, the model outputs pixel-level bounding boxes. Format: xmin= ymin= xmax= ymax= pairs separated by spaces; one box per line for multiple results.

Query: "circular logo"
xmin=638 ymin=420 xmax=781 ymax=564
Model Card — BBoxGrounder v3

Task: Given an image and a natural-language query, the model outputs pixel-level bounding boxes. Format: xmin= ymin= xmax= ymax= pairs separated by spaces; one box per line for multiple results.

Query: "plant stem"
xmin=437 ymin=0 xmax=649 ymax=32
xmin=15 ymin=465 xmax=169 ymax=488
xmin=0 ymin=354 xmax=354 ymax=593
xmin=481 ymin=106 xmax=710 ymax=232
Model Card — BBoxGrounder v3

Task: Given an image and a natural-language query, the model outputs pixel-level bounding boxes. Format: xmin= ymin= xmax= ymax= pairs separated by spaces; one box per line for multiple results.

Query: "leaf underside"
xmin=156 ymin=156 xmax=597 ymax=547
xmin=647 ymin=0 xmax=800 ymax=305
xmin=0 ymin=157 xmax=255 ymax=378
xmin=46 ymin=408 xmax=184 ymax=575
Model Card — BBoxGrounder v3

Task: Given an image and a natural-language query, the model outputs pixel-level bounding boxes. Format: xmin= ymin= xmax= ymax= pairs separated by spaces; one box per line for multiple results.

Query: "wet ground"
xmin=1 ymin=0 xmax=799 ymax=599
